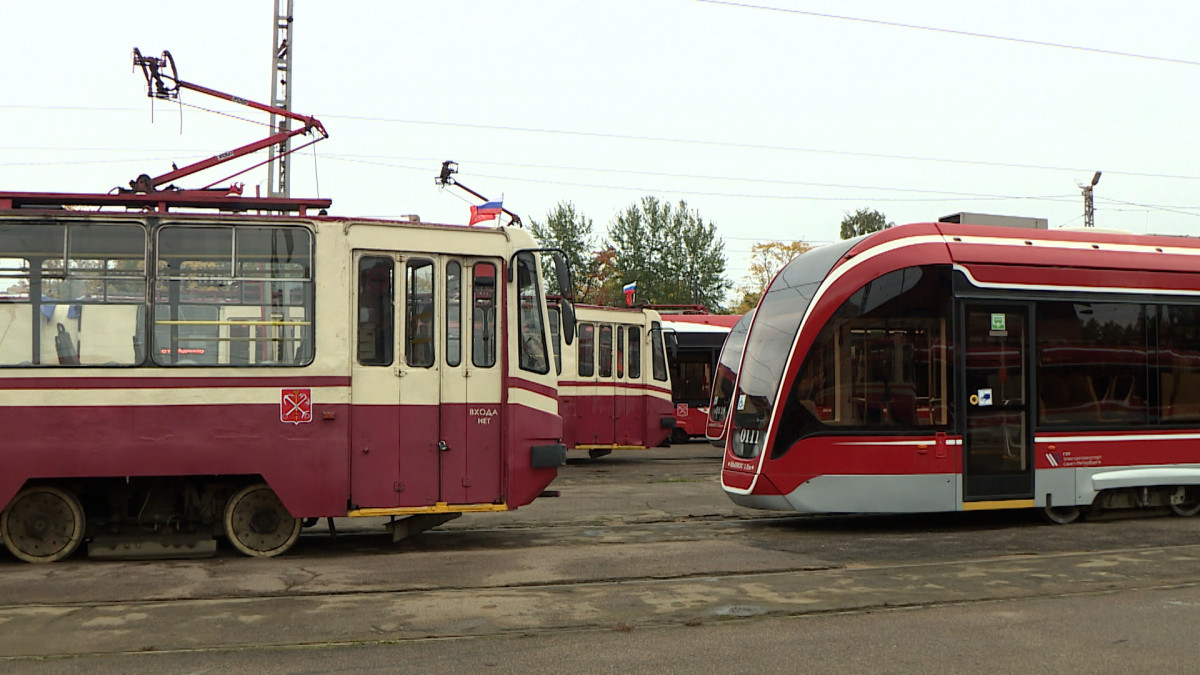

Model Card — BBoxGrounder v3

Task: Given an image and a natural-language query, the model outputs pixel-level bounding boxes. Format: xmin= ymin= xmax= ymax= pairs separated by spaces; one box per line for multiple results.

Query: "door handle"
xmin=438 ymin=440 xmax=450 ymax=452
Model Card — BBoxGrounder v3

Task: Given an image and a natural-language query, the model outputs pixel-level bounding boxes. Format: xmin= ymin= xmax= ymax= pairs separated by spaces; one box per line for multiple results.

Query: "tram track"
xmin=6 ymin=448 xmax=1200 ymax=663
xmin=5 ymin=540 xmax=1200 ymax=662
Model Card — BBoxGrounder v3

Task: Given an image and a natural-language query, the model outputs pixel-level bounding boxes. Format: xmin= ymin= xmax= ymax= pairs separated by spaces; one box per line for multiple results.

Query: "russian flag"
xmin=469 ymin=200 xmax=504 ymax=226
xmin=623 ymin=281 xmax=637 ymax=307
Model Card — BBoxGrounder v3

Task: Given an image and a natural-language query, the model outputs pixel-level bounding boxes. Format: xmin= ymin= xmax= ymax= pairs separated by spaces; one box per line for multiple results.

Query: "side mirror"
xmin=560 ymin=299 xmax=576 ymax=345
xmin=551 ymin=250 xmax=574 ymax=301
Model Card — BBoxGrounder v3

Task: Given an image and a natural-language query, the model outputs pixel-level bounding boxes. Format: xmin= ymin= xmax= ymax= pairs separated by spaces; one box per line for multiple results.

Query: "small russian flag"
xmin=469 ymin=200 xmax=504 ymax=226
xmin=623 ymin=281 xmax=637 ymax=306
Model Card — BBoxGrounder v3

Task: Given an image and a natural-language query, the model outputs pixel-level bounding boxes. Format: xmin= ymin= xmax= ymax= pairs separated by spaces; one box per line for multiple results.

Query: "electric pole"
xmin=1081 ymin=171 xmax=1101 ymax=228
xmin=267 ymin=0 xmax=294 ymax=198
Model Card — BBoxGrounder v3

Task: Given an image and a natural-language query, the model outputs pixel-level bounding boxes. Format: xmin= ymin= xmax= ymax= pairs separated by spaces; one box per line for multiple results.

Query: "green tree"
xmin=731 ymin=240 xmax=813 ymax=314
xmin=606 ymin=196 xmax=731 ymax=310
xmin=529 ymin=201 xmax=597 ymax=299
xmin=840 ymin=207 xmax=894 ymax=239
xmin=585 ymin=247 xmax=623 ymax=306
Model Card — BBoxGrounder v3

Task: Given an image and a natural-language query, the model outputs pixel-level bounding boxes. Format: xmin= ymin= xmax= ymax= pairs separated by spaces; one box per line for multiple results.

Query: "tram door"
xmin=438 ymin=259 xmax=503 ymax=505
xmin=350 ymin=253 xmax=503 ymax=509
xmin=596 ymin=323 xmax=620 ymax=444
xmin=612 ymin=325 xmax=641 ymax=446
xmin=961 ymin=303 xmax=1035 ymax=503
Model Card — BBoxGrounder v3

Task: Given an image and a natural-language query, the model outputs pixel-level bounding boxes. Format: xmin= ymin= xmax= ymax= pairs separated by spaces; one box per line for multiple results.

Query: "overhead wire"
xmin=319 ymin=153 xmax=1076 ymax=204
xmin=6 ymin=105 xmax=1200 ymax=181
xmin=317 ymin=113 xmax=1200 ymax=181
xmin=686 ymin=0 xmax=1200 ymax=68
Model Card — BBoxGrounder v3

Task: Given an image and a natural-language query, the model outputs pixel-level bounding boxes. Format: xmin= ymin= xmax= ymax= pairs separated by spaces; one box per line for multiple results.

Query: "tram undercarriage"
xmin=0 ymin=477 xmax=300 ymax=562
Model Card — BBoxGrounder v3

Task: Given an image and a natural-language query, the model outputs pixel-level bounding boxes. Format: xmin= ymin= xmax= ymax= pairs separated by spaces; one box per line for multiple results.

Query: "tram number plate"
xmin=281 ymin=388 xmax=313 ymax=425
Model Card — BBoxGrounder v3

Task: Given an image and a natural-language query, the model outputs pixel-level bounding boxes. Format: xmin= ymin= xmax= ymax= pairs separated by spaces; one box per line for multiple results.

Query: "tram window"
xmin=446 ymin=261 xmax=462 ymax=367
xmin=617 ymin=326 xmax=625 ymax=378
xmin=773 ymin=266 xmax=951 ymax=456
xmin=578 ymin=323 xmax=595 ymax=377
xmin=628 ymin=326 xmax=642 ymax=379
xmin=356 ymin=256 xmax=393 ymax=366
xmin=1 ymin=221 xmax=147 ymax=367
xmin=672 ymin=351 xmax=714 ymax=405
xmin=1160 ymin=305 xmax=1200 ymax=423
xmin=548 ymin=306 xmax=562 ymax=375
xmin=406 ymin=259 xmax=435 ymax=368
xmin=598 ymin=325 xmax=613 ymax=377
xmin=472 ymin=262 xmax=497 ymax=368
xmin=236 ymin=227 xmax=310 ymax=278
xmin=1037 ymin=302 xmax=1147 ymax=426
xmin=651 ymin=321 xmax=668 ymax=382
xmin=516 ymin=253 xmax=549 ymax=374
xmin=153 ymin=225 xmax=313 ymax=367
xmin=229 ymin=322 xmax=250 ymax=365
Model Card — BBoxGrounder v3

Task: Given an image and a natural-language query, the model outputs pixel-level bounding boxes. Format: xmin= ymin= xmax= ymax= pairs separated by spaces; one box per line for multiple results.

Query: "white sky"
xmin=3 ymin=1 xmax=1199 ymax=291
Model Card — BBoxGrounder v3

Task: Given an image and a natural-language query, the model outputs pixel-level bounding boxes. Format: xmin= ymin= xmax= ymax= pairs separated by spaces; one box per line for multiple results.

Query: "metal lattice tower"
xmin=1081 ymin=171 xmax=1101 ymax=228
xmin=267 ymin=0 xmax=294 ymax=198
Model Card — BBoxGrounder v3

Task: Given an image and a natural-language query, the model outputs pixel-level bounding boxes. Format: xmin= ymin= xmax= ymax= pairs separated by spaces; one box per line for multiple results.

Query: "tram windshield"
xmin=730 ymin=239 xmax=856 ymax=457
xmin=707 ymin=309 xmax=754 ymax=436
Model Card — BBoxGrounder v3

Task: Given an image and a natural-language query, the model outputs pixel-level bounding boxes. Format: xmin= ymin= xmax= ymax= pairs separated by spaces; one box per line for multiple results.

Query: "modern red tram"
xmin=660 ymin=311 xmax=743 ymax=442
xmin=548 ymin=303 xmax=675 ymax=458
xmin=705 ymin=309 xmax=754 ymax=444
xmin=0 ymin=190 xmax=572 ymax=562
xmin=722 ymin=220 xmax=1200 ymax=523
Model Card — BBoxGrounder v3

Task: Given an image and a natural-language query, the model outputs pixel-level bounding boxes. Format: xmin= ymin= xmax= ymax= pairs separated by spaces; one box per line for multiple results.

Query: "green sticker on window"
xmin=991 ymin=313 xmax=1006 ymax=331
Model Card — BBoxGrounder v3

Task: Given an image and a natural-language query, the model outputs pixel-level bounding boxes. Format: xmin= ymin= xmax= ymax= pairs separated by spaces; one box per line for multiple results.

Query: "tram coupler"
xmin=539 ymin=490 xmax=561 ymax=498
xmin=386 ymin=512 xmax=462 ymax=543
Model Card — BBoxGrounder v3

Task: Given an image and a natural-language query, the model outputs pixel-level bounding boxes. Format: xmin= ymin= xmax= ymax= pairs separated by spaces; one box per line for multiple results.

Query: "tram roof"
xmin=840 ymin=221 xmax=1200 ymax=276
xmin=0 ymin=190 xmax=531 ymax=237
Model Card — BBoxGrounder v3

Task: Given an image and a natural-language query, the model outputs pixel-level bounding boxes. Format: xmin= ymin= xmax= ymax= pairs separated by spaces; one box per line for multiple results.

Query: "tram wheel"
xmin=0 ymin=486 xmax=86 ymax=563
xmin=223 ymin=483 xmax=300 ymax=558
xmin=1040 ymin=505 xmax=1082 ymax=525
xmin=1170 ymin=487 xmax=1200 ymax=517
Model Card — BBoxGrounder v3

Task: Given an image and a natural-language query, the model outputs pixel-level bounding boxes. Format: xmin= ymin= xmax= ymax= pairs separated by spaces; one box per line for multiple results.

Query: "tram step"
xmin=386 ymin=512 xmax=462 ymax=543
xmin=88 ymin=535 xmax=218 ymax=560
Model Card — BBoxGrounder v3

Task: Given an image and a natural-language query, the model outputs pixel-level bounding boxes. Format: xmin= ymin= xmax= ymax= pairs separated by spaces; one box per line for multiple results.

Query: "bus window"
xmin=406 ymin=259 xmax=434 ymax=368
xmin=155 ymin=225 xmax=313 ymax=366
xmin=578 ymin=323 xmax=595 ymax=377
xmin=357 ymin=256 xmax=393 ymax=366
xmin=598 ymin=325 xmax=613 ymax=377
xmin=651 ymin=321 xmax=668 ymax=382
xmin=446 ymin=261 xmax=461 ymax=367
xmin=628 ymin=325 xmax=641 ymax=379
xmin=472 ymin=262 xmax=496 ymax=368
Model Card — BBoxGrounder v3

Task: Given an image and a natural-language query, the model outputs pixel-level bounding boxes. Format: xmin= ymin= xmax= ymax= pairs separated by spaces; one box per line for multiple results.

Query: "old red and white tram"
xmin=549 ymin=303 xmax=674 ymax=457
xmin=0 ymin=190 xmax=570 ymax=562
xmin=723 ymin=221 xmax=1200 ymax=523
